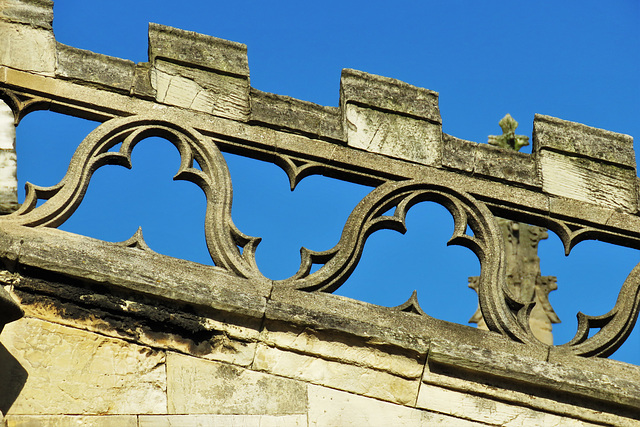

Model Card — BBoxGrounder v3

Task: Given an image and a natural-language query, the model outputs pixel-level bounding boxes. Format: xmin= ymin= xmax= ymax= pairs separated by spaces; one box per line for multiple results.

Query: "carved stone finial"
xmin=488 ymin=114 xmax=529 ymax=152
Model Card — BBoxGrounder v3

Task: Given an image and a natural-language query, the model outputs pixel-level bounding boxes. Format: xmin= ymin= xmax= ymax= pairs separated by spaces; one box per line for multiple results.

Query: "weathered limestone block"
xmin=139 ymin=415 xmax=308 ymax=427
xmin=416 ymin=384 xmax=600 ymax=426
xmin=0 ymin=21 xmax=55 ymax=75
xmin=345 ymin=104 xmax=441 ymax=166
xmin=151 ymin=59 xmax=249 ymax=120
xmin=261 ymin=322 xmax=424 ymax=379
xmin=442 ymin=133 xmax=538 ymax=186
xmin=341 ymin=69 xmax=442 ymax=166
xmin=428 ymin=339 xmax=640 ymax=409
xmin=131 ymin=62 xmax=155 ymax=99
xmin=148 ymin=23 xmax=250 ymax=121
xmin=341 ymin=69 xmax=440 ymax=122
xmin=56 ymin=44 xmax=135 ymax=93
xmin=442 ymin=133 xmax=476 ymax=173
xmin=166 ymin=352 xmax=308 ymax=415
xmin=252 ymin=343 xmax=420 ymax=405
xmin=0 ymin=99 xmax=18 ymax=213
xmin=250 ymin=88 xmax=343 ymax=141
xmin=307 ymin=385 xmax=482 ymax=426
xmin=421 ymin=368 xmax=631 ymax=426
xmin=1 ymin=317 xmax=167 ymax=415
xmin=4 ymin=415 xmax=137 ymax=427
xmin=534 ymin=114 xmax=637 ymax=212
xmin=474 ymin=143 xmax=538 ymax=186
xmin=149 ymin=23 xmax=249 ymax=77
xmin=0 ymin=0 xmax=53 ymax=30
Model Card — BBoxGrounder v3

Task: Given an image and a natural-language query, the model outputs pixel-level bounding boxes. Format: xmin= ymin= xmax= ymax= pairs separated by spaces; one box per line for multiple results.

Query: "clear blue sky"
xmin=16 ymin=1 xmax=640 ymax=363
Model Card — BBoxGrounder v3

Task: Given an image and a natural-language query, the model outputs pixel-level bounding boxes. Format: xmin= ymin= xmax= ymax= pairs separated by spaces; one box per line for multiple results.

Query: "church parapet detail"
xmin=0 ymin=0 xmax=638 ymax=361
xmin=470 ymin=115 xmax=560 ymax=345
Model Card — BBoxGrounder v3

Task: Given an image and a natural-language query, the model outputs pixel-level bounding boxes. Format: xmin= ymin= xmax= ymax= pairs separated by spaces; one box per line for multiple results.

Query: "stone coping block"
xmin=0 ymin=0 xmax=53 ymax=30
xmin=340 ymin=68 xmax=441 ymax=124
xmin=250 ymin=88 xmax=343 ymax=142
xmin=428 ymin=340 xmax=640 ymax=411
xmin=56 ymin=43 xmax=136 ymax=94
xmin=149 ymin=23 xmax=249 ymax=77
xmin=0 ymin=224 xmax=270 ymax=321
xmin=533 ymin=114 xmax=636 ymax=169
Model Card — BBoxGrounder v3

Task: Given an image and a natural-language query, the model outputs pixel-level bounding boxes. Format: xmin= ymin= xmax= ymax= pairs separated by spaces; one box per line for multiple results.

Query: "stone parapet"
xmin=1 ymin=14 xmax=635 ymax=212
xmin=1 ymin=1 xmax=639 ymax=424
xmin=0 ymin=224 xmax=638 ymax=424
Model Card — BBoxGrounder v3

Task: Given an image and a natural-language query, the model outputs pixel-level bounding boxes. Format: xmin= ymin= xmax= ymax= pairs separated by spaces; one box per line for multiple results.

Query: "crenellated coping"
xmin=534 ymin=114 xmax=638 ymax=212
xmin=1 ymin=0 xmax=635 ymax=217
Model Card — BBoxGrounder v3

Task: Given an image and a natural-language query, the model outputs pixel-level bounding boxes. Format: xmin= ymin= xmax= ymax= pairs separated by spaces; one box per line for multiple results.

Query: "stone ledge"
xmin=149 ymin=23 xmax=249 ymax=77
xmin=534 ymin=114 xmax=635 ymax=168
xmin=0 ymin=0 xmax=53 ymax=31
xmin=443 ymin=133 xmax=539 ymax=188
xmin=250 ymin=88 xmax=343 ymax=142
xmin=0 ymin=224 xmax=270 ymax=321
xmin=429 ymin=340 xmax=640 ymax=412
xmin=340 ymin=68 xmax=441 ymax=124
xmin=56 ymin=43 xmax=136 ymax=94
xmin=0 ymin=224 xmax=637 ymax=420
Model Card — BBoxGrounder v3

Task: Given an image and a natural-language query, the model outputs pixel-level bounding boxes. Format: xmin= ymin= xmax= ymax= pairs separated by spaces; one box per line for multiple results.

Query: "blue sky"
xmin=16 ymin=1 xmax=640 ymax=363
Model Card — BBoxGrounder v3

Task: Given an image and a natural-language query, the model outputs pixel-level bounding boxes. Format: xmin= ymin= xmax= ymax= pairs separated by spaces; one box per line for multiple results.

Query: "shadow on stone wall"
xmin=0 ymin=343 xmax=27 ymax=414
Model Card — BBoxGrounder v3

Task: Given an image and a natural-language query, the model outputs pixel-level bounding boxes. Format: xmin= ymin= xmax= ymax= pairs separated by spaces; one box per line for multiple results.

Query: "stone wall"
xmin=1 ymin=1 xmax=640 ymax=425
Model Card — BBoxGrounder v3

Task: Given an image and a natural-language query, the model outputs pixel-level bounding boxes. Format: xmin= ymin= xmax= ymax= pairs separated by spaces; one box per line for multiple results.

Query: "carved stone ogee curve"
xmin=0 ymin=110 xmax=638 ymax=357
